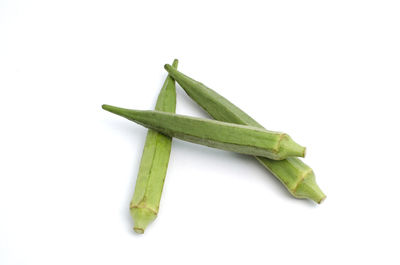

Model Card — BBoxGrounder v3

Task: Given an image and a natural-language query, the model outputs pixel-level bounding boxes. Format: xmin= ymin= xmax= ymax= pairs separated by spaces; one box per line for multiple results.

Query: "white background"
xmin=1 ymin=1 xmax=399 ymax=264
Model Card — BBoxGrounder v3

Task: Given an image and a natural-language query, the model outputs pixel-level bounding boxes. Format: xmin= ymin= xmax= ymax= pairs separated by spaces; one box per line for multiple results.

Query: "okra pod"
xmin=164 ymin=64 xmax=326 ymax=203
xmin=102 ymin=106 xmax=306 ymax=160
xmin=130 ymin=59 xmax=178 ymax=234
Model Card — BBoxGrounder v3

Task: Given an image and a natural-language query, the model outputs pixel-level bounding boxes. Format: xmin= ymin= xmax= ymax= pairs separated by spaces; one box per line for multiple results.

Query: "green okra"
xmin=102 ymin=106 xmax=306 ymax=160
xmin=164 ymin=64 xmax=326 ymax=203
xmin=130 ymin=59 xmax=178 ymax=234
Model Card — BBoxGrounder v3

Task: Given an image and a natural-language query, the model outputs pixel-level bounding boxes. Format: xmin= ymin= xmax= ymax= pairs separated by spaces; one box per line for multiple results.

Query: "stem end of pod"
xmin=292 ymin=171 xmax=326 ymax=204
xmin=131 ymin=206 xmax=157 ymax=234
xmin=279 ymin=135 xmax=306 ymax=159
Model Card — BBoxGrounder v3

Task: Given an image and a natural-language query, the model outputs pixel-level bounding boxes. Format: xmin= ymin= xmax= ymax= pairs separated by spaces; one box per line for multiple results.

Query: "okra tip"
xmin=102 ymin=104 xmax=114 ymax=112
xmin=102 ymin=104 xmax=129 ymax=117
xmin=164 ymin=64 xmax=173 ymax=72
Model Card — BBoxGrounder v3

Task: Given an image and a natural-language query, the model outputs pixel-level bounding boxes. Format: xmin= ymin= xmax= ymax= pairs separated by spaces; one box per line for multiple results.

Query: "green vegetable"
xmin=164 ymin=64 xmax=326 ymax=203
xmin=102 ymin=106 xmax=306 ymax=160
xmin=130 ymin=59 xmax=178 ymax=234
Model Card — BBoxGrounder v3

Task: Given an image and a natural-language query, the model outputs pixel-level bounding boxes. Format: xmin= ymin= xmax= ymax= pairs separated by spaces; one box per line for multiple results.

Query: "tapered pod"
xmin=164 ymin=64 xmax=326 ymax=203
xmin=130 ymin=59 xmax=178 ymax=234
xmin=102 ymin=105 xmax=306 ymax=160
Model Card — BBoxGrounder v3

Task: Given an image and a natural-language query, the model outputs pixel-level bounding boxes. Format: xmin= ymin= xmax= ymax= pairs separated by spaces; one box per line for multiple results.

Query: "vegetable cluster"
xmin=103 ymin=59 xmax=326 ymax=234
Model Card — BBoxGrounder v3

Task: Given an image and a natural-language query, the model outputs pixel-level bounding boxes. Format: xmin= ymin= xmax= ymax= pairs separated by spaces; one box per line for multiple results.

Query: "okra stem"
xmin=164 ymin=64 xmax=326 ymax=203
xmin=130 ymin=59 xmax=178 ymax=234
xmin=102 ymin=105 xmax=306 ymax=160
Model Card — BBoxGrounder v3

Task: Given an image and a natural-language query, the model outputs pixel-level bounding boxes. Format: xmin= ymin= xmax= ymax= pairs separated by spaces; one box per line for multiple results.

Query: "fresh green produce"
xmin=164 ymin=64 xmax=326 ymax=203
xmin=130 ymin=59 xmax=178 ymax=234
xmin=102 ymin=106 xmax=306 ymax=160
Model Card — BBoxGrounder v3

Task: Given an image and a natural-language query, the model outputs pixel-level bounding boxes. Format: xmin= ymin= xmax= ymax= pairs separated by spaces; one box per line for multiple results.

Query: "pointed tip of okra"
xmin=102 ymin=104 xmax=117 ymax=112
xmin=293 ymin=171 xmax=326 ymax=204
xmin=102 ymin=104 xmax=131 ymax=117
xmin=164 ymin=63 xmax=178 ymax=74
xmin=130 ymin=206 xmax=157 ymax=234
xmin=172 ymin=59 xmax=179 ymax=68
